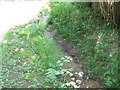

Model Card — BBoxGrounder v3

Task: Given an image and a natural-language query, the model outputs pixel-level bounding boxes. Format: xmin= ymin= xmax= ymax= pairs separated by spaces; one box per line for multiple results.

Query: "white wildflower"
xmin=9 ymin=52 xmax=12 ymax=54
xmin=20 ymin=48 xmax=24 ymax=52
xmin=66 ymin=71 xmax=71 ymax=74
xmin=66 ymin=56 xmax=70 ymax=60
xmin=109 ymin=53 xmax=113 ymax=57
xmin=64 ymin=56 xmax=68 ymax=58
xmin=76 ymin=80 xmax=82 ymax=84
xmin=73 ymin=85 xmax=78 ymax=88
xmin=75 ymin=72 xmax=78 ymax=74
xmin=61 ymin=57 xmax=65 ymax=60
xmin=66 ymin=83 xmax=70 ymax=86
xmin=69 ymin=73 xmax=73 ymax=76
xmin=59 ymin=63 xmax=63 ymax=66
xmin=69 ymin=81 xmax=76 ymax=86
xmin=71 ymin=78 xmax=75 ymax=81
xmin=98 ymin=36 xmax=101 ymax=39
xmin=57 ymin=60 xmax=61 ymax=63
xmin=61 ymin=69 xmax=65 ymax=72
xmin=64 ymin=59 xmax=70 ymax=63
xmin=61 ymin=71 xmax=64 ymax=74
xmin=70 ymin=57 xmax=73 ymax=61
xmin=97 ymin=41 xmax=100 ymax=44
xmin=78 ymin=72 xmax=84 ymax=77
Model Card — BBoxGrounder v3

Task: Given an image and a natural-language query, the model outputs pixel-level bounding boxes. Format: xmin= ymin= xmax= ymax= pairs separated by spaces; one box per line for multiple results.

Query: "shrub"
xmin=48 ymin=2 xmax=119 ymax=88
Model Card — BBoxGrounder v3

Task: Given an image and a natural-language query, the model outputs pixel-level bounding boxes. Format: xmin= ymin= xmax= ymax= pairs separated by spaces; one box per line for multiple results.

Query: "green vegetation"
xmin=48 ymin=2 xmax=119 ymax=88
xmin=1 ymin=18 xmax=77 ymax=88
xmin=1 ymin=1 xmax=119 ymax=88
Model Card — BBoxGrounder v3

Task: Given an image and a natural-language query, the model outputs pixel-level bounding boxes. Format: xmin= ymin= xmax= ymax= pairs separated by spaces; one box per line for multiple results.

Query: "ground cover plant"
xmin=1 ymin=17 xmax=83 ymax=88
xmin=1 ymin=1 xmax=119 ymax=88
xmin=1 ymin=21 xmax=60 ymax=87
xmin=48 ymin=2 xmax=119 ymax=88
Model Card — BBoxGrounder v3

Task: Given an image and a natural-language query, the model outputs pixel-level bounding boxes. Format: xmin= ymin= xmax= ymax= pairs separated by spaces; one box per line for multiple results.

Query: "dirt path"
xmin=45 ymin=29 xmax=104 ymax=88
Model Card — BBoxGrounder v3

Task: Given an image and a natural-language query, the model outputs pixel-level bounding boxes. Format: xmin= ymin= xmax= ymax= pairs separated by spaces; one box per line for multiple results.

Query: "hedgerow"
xmin=48 ymin=2 xmax=119 ymax=88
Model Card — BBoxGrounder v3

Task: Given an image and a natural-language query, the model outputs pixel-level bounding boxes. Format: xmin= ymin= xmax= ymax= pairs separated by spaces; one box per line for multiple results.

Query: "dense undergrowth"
xmin=1 ymin=15 xmax=81 ymax=88
xmin=48 ymin=2 xmax=119 ymax=88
